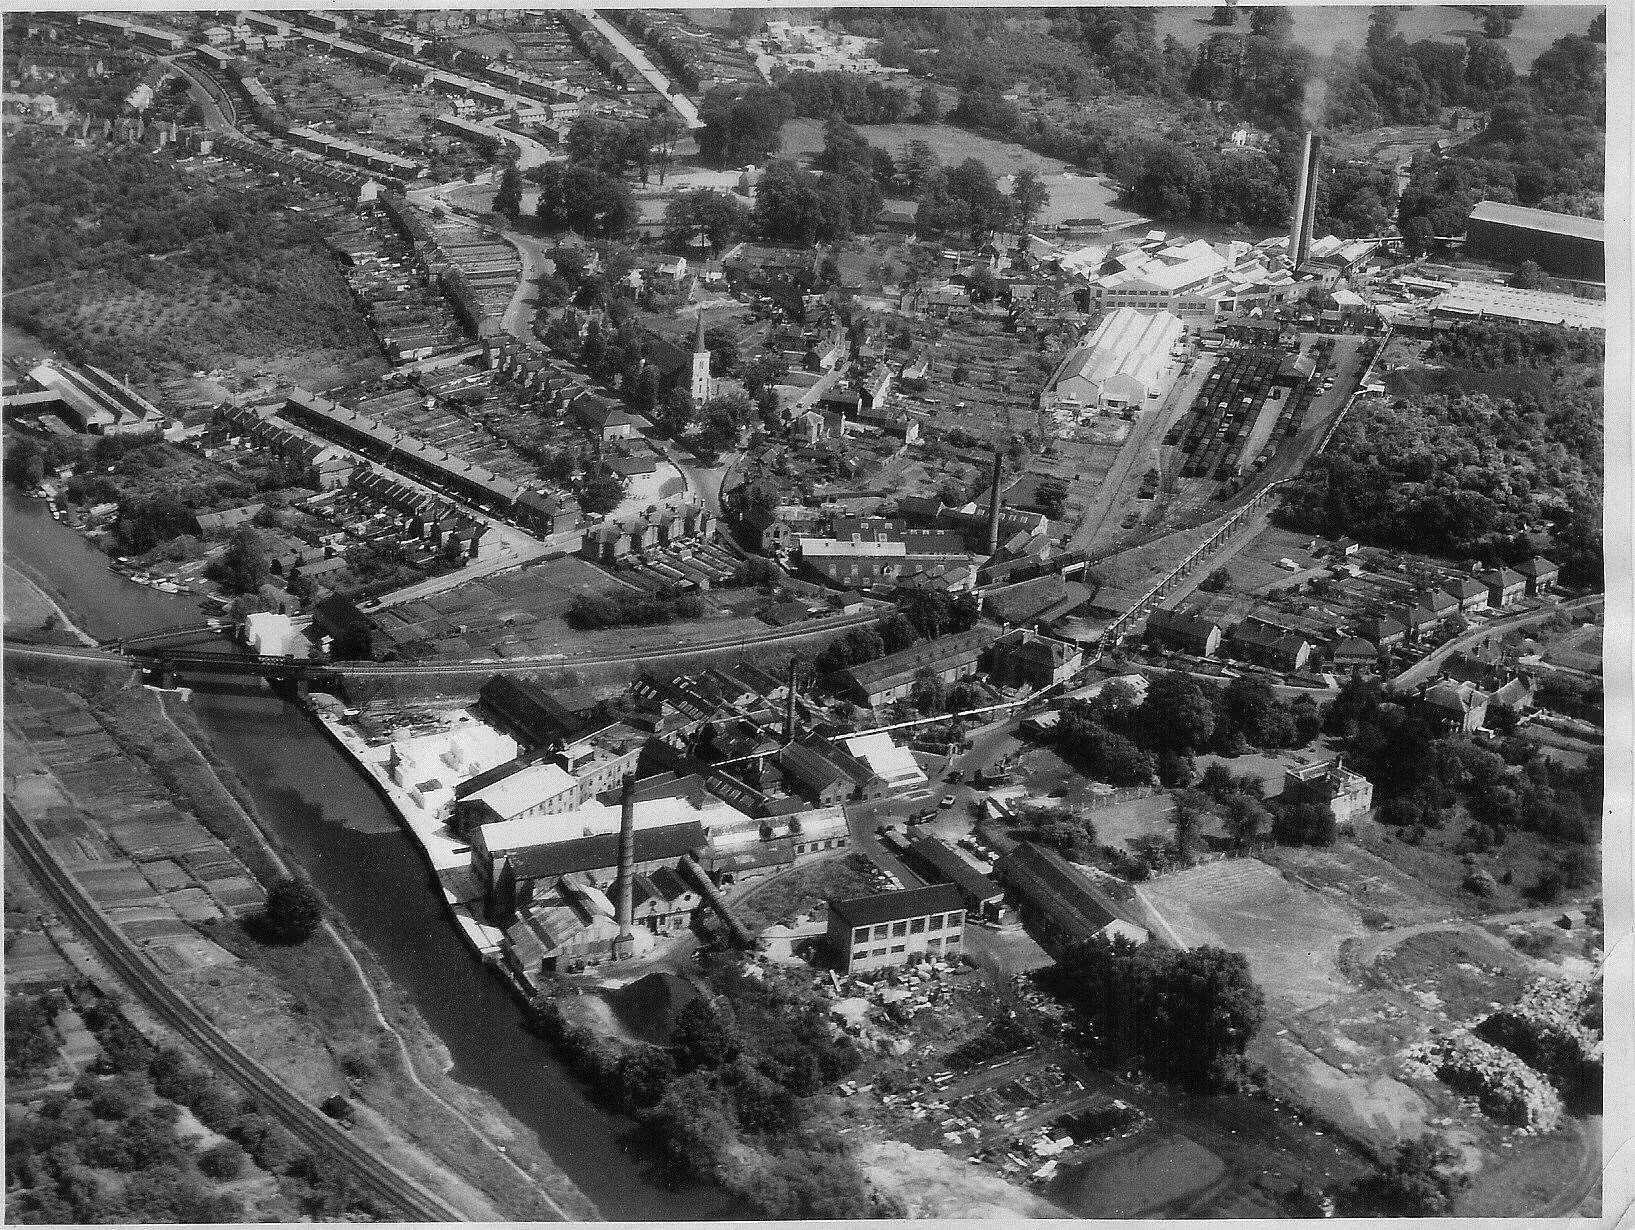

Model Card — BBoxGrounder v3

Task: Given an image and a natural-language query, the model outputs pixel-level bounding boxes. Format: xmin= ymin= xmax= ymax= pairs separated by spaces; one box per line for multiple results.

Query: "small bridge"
xmin=129 ymin=649 xmax=342 ymax=693
xmin=111 ymin=622 xmax=231 ymax=653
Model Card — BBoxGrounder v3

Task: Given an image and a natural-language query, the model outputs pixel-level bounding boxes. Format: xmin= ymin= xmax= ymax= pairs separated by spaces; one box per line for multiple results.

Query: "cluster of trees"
xmin=812 ymin=589 xmax=981 ymax=678
xmin=752 ymin=157 xmax=880 ymax=245
xmin=1320 ymin=9 xmax=1519 ymax=131
xmin=6 ymin=986 xmax=371 ymax=1224
xmin=534 ymin=959 xmax=897 ymax=1218
xmin=696 ymin=85 xmax=793 ymax=168
xmin=566 ymin=584 xmax=706 ymax=630
xmin=533 ymin=163 xmax=638 ymax=239
xmin=563 ymin=113 xmax=679 ymax=186
xmin=1395 ymin=22 xmax=1604 ymax=246
xmin=777 ymin=70 xmax=915 ymax=125
xmin=1044 ymin=936 xmax=1267 ymax=1091
xmin=1277 ymin=323 xmax=1602 ymax=583
xmin=1327 ymin=677 xmax=1601 ymax=881
xmin=1109 ymin=139 xmax=1293 ymax=226
xmin=1042 ymin=675 xmax=1333 ymax=871
xmin=661 ymin=188 xmax=750 ymax=255
xmin=1058 ymin=672 xmax=1326 ymax=780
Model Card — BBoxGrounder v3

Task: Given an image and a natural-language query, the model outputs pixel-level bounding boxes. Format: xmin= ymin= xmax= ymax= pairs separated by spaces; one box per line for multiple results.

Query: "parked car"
xmin=940 ymin=794 xmax=957 ymax=809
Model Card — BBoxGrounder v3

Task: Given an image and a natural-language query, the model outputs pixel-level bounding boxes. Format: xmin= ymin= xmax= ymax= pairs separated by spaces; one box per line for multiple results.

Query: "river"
xmin=5 ymin=485 xmax=739 ymax=1220
xmin=4 ymin=487 xmax=213 ymax=640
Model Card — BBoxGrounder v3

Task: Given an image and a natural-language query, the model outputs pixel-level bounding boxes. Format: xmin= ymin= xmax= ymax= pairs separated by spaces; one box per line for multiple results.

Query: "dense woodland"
xmin=1277 ymin=322 xmax=1602 ymax=583
xmin=2 ymin=136 xmax=375 ymax=381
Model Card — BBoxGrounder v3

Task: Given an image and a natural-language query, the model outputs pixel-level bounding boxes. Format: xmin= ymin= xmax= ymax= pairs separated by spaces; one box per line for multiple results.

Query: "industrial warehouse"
xmin=1462 ymin=199 xmax=1605 ymax=281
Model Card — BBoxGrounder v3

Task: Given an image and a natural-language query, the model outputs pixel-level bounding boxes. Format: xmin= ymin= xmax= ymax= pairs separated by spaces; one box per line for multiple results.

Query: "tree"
xmin=916 ymin=86 xmax=943 ymax=124
xmin=1511 ymin=259 xmax=1546 ymax=289
xmin=535 ymin=164 xmax=637 ymax=239
xmin=1345 ymin=1135 xmax=1469 ymax=1216
xmin=1199 ymin=567 xmax=1232 ymax=592
xmin=662 ymin=188 xmax=749 ymax=254
xmin=1223 ymin=792 xmax=1271 ymax=848
xmin=216 ymin=527 xmax=268 ymax=595
xmin=900 ymin=139 xmax=940 ymax=195
xmin=669 ymin=998 xmax=741 ymax=1072
xmin=578 ymin=471 xmax=627 ymax=516
xmin=1009 ymin=168 xmax=1050 ymax=233
xmin=493 ymin=164 xmax=524 ymax=219
xmin=1271 ymin=799 xmax=1338 ymax=847
xmin=1138 ymin=673 xmax=1217 ymax=752
xmin=197 ymin=1141 xmax=245 ymax=1180
xmin=260 ymin=877 xmax=323 ymax=944
xmin=1249 ymin=7 xmax=1294 ymax=39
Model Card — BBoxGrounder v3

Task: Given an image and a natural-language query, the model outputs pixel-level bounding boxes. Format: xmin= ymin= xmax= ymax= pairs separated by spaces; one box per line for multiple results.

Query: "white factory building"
xmin=1040 ymin=307 xmax=1186 ymax=415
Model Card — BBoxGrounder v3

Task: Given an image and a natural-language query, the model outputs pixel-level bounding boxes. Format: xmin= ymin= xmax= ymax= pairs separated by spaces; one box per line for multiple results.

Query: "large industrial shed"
xmin=1041 ymin=307 xmax=1185 ymax=414
xmin=1463 ymin=201 xmax=1604 ymax=282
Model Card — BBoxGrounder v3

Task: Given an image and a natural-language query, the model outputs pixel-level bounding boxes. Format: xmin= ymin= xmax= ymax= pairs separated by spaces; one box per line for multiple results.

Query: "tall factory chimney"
xmin=1287 ymin=132 xmax=1324 ymax=269
xmin=783 ymin=659 xmax=799 ymax=744
xmin=612 ymin=773 xmax=637 ymax=960
xmin=985 ymin=447 xmax=1005 ymax=556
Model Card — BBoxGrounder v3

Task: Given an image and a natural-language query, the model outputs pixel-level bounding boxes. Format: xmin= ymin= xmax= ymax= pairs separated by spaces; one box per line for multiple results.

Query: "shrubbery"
xmin=531 ymin=959 xmax=893 ymax=1218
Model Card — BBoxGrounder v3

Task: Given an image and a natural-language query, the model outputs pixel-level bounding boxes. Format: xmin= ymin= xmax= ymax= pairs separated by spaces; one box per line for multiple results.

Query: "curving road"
xmin=5 ymin=802 xmax=468 ymax=1223
xmin=1389 ymin=594 xmax=1604 ymax=690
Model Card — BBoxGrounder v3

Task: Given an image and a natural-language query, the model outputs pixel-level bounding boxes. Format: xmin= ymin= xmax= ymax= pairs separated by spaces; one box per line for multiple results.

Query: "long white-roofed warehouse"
xmin=1040 ymin=307 xmax=1186 ymax=417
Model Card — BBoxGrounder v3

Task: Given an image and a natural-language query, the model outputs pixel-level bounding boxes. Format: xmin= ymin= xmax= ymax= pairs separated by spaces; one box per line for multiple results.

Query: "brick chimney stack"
xmin=612 ymin=773 xmax=637 ymax=959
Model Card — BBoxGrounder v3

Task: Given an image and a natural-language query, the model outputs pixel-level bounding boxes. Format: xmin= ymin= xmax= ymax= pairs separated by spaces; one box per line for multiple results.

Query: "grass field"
xmin=1149 ymin=5 xmax=1596 ymax=68
xmin=4 ymin=564 xmax=59 ymax=632
xmin=1139 ymin=858 xmax=1366 ymax=1013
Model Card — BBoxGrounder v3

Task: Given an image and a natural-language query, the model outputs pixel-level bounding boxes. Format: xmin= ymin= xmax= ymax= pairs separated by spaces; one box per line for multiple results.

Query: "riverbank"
xmin=306 ymin=694 xmax=508 ymax=958
xmin=4 ymin=561 xmax=97 ymax=645
xmin=3 ymin=665 xmax=598 ymax=1220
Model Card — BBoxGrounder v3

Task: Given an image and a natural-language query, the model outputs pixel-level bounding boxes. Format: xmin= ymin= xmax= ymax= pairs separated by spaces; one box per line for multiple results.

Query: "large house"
xmin=1144 ymin=609 xmax=1223 ymax=658
xmin=1282 ymin=761 xmax=1373 ymax=826
xmin=986 ymin=629 xmax=1083 ymax=690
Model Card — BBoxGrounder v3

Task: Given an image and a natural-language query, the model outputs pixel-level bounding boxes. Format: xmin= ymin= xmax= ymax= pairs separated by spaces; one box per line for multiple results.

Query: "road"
xmin=1390 ymin=593 xmax=1604 ymax=690
xmin=578 ymin=10 xmax=701 ymax=128
xmin=5 ymin=801 xmax=469 ymax=1223
xmin=165 ymin=56 xmax=237 ymax=130
xmin=1347 ymin=904 xmax=1587 ymax=967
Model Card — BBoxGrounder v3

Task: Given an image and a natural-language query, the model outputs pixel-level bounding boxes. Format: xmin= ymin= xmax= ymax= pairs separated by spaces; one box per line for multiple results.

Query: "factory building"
xmin=1040 ymin=308 xmax=1185 ymax=414
xmin=1464 ymin=201 xmax=1604 ymax=282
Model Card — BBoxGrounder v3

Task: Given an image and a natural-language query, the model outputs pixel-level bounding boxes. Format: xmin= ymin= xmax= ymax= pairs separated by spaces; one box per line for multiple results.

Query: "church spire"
xmin=694 ymin=306 xmax=706 ymax=354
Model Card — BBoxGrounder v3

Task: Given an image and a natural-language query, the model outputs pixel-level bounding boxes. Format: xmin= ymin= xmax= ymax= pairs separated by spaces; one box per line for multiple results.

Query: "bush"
xmin=197 ymin=1140 xmax=246 ymax=1180
xmin=257 ymin=877 xmax=323 ymax=944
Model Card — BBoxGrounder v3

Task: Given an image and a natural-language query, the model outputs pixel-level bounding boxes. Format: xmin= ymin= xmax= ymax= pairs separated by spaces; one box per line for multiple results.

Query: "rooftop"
xmin=1467 ymin=200 xmax=1604 ymax=243
xmin=829 ymin=883 xmax=964 ymax=928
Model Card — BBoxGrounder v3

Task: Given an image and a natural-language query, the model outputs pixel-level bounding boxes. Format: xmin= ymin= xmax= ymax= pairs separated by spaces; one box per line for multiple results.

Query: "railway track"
xmin=4 ymin=803 xmax=467 ymax=1223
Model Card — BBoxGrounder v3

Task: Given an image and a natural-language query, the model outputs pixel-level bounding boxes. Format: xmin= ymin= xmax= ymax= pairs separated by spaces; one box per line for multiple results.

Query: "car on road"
xmin=940 ymin=794 xmax=957 ymax=809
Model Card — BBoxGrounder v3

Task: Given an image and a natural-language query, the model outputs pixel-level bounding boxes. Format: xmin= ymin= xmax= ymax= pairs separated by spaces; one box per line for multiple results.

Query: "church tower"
xmin=690 ymin=308 xmax=711 ymax=403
